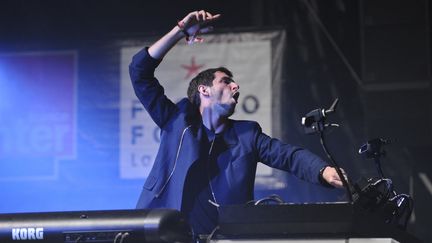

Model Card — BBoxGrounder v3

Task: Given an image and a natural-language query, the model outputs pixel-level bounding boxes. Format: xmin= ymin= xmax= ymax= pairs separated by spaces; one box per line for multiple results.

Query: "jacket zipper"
xmin=207 ymin=138 xmax=220 ymax=209
xmin=155 ymin=125 xmax=192 ymax=198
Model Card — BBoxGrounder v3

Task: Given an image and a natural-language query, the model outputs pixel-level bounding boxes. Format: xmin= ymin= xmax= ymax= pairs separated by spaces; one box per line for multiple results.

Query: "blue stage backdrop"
xmin=0 ymin=31 xmax=341 ymax=213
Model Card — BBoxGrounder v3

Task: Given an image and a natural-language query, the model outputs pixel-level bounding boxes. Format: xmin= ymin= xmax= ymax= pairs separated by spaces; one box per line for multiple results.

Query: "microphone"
xmin=301 ymin=98 xmax=339 ymax=134
xmin=301 ymin=98 xmax=353 ymax=202
xmin=325 ymin=98 xmax=339 ymax=115
xmin=358 ymin=138 xmax=392 ymax=159
xmin=358 ymin=138 xmax=392 ymax=178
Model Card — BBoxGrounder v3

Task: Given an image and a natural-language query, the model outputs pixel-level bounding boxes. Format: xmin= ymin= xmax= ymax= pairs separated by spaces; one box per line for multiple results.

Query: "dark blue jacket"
xmin=130 ymin=48 xmax=328 ymax=211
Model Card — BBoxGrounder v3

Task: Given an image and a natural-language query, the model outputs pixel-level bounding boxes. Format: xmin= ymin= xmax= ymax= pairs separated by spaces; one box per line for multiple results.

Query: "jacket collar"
xmin=183 ymin=100 xmax=239 ymax=147
xmin=202 ymin=120 xmax=238 ymax=147
xmin=223 ymin=120 xmax=239 ymax=147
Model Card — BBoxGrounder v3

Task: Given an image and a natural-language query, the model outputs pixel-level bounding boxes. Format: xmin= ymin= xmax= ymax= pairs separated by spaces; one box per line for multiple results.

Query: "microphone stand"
xmin=301 ymin=98 xmax=353 ymax=202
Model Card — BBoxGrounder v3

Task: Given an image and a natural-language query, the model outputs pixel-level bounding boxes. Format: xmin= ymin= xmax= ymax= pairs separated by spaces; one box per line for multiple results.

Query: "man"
xmin=129 ymin=10 xmax=344 ymax=238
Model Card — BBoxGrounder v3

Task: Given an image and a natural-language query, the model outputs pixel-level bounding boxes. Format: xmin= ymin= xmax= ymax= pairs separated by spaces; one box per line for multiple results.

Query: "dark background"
xmin=1 ymin=0 xmax=431 ymax=242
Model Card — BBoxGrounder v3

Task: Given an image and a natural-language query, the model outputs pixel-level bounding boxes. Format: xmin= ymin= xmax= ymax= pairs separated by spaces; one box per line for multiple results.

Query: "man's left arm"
xmin=254 ymin=127 xmax=344 ymax=188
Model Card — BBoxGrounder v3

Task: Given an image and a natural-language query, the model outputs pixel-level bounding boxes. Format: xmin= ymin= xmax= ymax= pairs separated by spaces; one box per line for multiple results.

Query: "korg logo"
xmin=11 ymin=228 xmax=44 ymax=240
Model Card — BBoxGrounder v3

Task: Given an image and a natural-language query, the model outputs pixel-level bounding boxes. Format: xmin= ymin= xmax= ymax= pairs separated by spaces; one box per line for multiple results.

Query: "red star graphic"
xmin=181 ymin=56 xmax=205 ymax=79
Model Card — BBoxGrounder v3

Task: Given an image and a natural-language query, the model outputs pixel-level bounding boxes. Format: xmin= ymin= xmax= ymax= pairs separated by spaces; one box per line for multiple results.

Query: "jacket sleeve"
xmin=253 ymin=123 xmax=327 ymax=184
xmin=129 ymin=47 xmax=178 ymax=128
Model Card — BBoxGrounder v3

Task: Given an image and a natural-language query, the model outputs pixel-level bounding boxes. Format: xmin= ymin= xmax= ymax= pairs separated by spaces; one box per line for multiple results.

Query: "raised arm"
xmin=129 ymin=10 xmax=221 ymax=128
xmin=148 ymin=10 xmax=221 ymax=60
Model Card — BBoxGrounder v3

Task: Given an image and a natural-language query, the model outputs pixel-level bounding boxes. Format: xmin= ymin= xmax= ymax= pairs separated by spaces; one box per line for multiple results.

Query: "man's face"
xmin=208 ymin=71 xmax=240 ymax=117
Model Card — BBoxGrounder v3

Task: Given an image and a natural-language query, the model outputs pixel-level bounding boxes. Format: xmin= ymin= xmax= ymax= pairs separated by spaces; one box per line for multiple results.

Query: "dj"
xmin=129 ymin=10 xmax=344 ymax=238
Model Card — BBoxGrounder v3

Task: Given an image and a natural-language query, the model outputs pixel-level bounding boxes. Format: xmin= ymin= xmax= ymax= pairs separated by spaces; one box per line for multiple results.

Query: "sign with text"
xmin=0 ymin=52 xmax=76 ymax=179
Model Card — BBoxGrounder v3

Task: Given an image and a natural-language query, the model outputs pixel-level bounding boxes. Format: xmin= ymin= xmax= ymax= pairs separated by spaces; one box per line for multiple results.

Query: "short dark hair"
xmin=187 ymin=67 xmax=233 ymax=107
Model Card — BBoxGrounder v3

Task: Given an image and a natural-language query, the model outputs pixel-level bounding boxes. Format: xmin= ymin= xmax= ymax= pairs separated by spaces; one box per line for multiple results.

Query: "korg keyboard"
xmin=0 ymin=209 xmax=191 ymax=243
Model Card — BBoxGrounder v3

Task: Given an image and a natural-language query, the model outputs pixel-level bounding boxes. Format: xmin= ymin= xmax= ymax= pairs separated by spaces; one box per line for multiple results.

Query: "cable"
xmin=206 ymin=226 xmax=220 ymax=243
xmin=113 ymin=232 xmax=123 ymax=243
xmin=374 ymin=157 xmax=385 ymax=178
xmin=119 ymin=232 xmax=129 ymax=243
xmin=74 ymin=235 xmax=83 ymax=243
xmin=319 ymin=130 xmax=353 ymax=202
xmin=254 ymin=194 xmax=285 ymax=205
xmin=245 ymin=199 xmax=256 ymax=205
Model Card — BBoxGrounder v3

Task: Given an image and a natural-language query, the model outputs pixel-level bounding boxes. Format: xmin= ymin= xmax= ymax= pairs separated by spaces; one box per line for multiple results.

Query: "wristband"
xmin=177 ymin=21 xmax=190 ymax=41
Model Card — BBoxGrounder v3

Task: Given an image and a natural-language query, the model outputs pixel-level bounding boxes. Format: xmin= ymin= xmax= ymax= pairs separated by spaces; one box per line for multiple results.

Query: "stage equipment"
xmin=301 ymin=98 xmax=353 ymax=201
xmin=216 ymin=202 xmax=421 ymax=243
xmin=0 ymin=209 xmax=192 ymax=243
xmin=358 ymin=138 xmax=391 ymax=178
xmin=354 ymin=138 xmax=413 ymax=230
xmin=301 ymin=100 xmax=414 ymax=231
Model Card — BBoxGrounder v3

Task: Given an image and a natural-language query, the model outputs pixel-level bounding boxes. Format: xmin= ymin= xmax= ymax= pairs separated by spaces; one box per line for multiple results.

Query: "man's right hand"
xmin=178 ymin=10 xmax=221 ymax=43
xmin=148 ymin=10 xmax=220 ymax=60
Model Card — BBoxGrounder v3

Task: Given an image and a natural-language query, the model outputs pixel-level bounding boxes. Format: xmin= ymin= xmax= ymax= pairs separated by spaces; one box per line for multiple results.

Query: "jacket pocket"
xmin=143 ymin=175 xmax=158 ymax=190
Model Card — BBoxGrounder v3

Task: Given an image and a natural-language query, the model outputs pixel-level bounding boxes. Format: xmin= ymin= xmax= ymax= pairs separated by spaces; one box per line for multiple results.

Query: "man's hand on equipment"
xmin=322 ymin=166 xmax=347 ymax=188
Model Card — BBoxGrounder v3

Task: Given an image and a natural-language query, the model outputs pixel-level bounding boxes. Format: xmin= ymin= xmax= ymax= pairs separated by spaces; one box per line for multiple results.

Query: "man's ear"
xmin=198 ymin=85 xmax=210 ymax=96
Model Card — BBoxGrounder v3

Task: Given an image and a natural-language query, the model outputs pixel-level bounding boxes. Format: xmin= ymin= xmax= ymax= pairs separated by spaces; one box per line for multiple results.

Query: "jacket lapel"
xmin=223 ymin=120 xmax=239 ymax=147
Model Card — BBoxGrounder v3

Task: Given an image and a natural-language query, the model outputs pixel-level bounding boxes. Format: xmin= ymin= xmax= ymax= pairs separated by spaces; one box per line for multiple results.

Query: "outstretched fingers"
xmin=206 ymin=13 xmax=221 ymax=23
xmin=179 ymin=10 xmax=221 ymax=44
xmin=198 ymin=10 xmax=207 ymax=21
xmin=186 ymin=10 xmax=220 ymax=25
